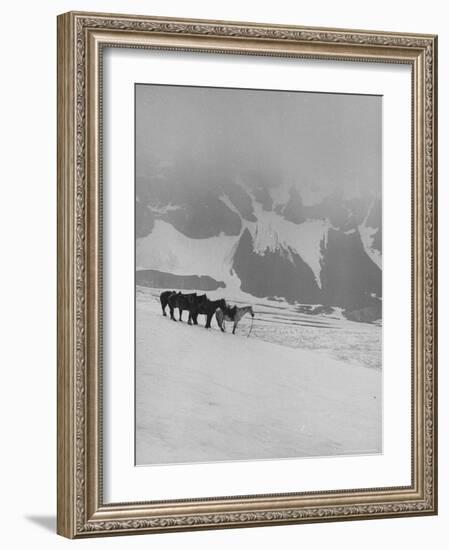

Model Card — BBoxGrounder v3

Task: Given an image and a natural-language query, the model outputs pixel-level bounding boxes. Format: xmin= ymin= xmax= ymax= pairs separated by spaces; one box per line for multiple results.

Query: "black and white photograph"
xmin=135 ymin=83 xmax=382 ymax=466
xmin=52 ymin=6 xmax=439 ymax=540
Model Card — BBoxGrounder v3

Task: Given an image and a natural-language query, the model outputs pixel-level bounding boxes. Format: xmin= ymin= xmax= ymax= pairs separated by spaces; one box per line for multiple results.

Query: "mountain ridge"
xmin=136 ymin=180 xmax=382 ymax=320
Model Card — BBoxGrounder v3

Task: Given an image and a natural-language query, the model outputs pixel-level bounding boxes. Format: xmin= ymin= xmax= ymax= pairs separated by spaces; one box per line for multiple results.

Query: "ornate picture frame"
xmin=57 ymin=11 xmax=437 ymax=538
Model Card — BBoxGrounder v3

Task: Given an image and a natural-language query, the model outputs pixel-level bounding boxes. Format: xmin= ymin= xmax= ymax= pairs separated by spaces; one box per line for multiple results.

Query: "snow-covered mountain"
xmin=136 ymin=178 xmax=382 ymax=321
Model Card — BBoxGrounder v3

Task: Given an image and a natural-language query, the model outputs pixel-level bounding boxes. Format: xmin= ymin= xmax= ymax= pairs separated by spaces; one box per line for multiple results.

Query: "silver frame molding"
xmin=57 ymin=11 xmax=438 ymax=538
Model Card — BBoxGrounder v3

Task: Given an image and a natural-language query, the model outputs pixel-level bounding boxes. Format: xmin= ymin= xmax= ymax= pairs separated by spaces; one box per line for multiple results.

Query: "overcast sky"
xmin=136 ymin=84 xmax=381 ymax=200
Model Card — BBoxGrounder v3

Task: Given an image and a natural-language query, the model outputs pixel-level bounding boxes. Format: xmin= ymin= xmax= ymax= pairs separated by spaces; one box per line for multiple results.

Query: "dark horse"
xmin=167 ymin=292 xmax=199 ymax=322
xmin=190 ymin=297 xmax=227 ymax=328
xmin=159 ymin=290 xmax=176 ymax=317
xmin=186 ymin=294 xmax=208 ymax=325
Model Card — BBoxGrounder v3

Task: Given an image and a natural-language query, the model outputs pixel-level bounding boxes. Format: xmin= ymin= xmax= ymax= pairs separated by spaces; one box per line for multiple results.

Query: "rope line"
xmin=247 ymin=316 xmax=254 ymax=338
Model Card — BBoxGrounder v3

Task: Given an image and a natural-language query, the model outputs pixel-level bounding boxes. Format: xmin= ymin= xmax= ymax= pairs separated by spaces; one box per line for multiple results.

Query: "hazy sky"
xmin=136 ymin=84 xmax=381 ymax=200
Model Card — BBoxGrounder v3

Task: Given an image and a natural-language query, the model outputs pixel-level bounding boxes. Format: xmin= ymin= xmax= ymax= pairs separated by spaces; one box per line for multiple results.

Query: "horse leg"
xmin=205 ymin=312 xmax=212 ymax=328
xmin=216 ymin=313 xmax=224 ymax=332
xmin=179 ymin=308 xmax=183 ymax=322
xmin=188 ymin=309 xmax=193 ymax=325
xmin=222 ymin=321 xmax=226 ymax=333
xmin=232 ymin=320 xmax=238 ymax=335
xmin=169 ymin=306 xmax=176 ymax=321
xmin=215 ymin=313 xmax=221 ymax=331
xmin=161 ymin=300 xmax=167 ymax=316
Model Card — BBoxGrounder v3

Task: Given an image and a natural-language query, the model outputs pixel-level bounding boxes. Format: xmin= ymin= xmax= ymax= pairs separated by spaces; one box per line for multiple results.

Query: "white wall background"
xmin=0 ymin=0 xmax=445 ymax=548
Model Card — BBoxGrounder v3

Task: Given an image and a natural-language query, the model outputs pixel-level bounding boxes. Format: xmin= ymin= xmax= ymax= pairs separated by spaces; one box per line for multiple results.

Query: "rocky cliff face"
xmin=136 ymin=177 xmax=382 ymax=318
xmin=232 ymin=228 xmax=322 ymax=304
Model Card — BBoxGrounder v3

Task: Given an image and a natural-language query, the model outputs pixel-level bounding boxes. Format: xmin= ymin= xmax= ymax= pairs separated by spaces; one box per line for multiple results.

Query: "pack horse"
xmin=215 ymin=305 xmax=255 ymax=335
xmin=159 ymin=290 xmax=254 ymax=335
xmin=159 ymin=291 xmax=225 ymax=327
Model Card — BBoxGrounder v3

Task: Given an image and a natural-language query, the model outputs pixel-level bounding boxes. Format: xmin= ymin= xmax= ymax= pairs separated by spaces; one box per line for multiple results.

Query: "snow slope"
xmin=136 ymin=209 xmax=329 ymax=294
xmin=136 ymin=219 xmax=242 ymax=294
xmin=136 ymin=291 xmax=382 ymax=465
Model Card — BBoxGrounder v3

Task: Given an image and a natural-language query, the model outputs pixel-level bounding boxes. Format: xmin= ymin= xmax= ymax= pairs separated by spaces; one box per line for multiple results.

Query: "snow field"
xmin=136 ymin=291 xmax=381 ymax=465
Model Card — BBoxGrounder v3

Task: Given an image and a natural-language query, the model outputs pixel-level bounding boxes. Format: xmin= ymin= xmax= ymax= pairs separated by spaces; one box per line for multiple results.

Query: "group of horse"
xmin=159 ymin=290 xmax=254 ymax=335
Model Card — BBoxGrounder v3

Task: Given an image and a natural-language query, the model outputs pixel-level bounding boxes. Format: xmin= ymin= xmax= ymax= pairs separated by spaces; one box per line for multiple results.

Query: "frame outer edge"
xmin=62 ymin=10 xmax=437 ymax=40
xmin=56 ymin=10 xmax=438 ymax=537
xmin=57 ymin=12 xmax=77 ymax=539
xmin=431 ymin=35 xmax=438 ymax=515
